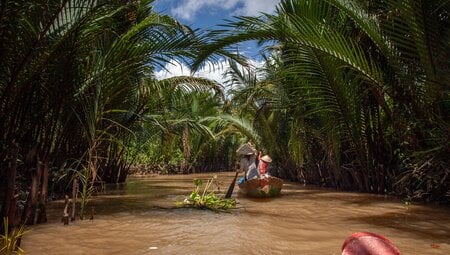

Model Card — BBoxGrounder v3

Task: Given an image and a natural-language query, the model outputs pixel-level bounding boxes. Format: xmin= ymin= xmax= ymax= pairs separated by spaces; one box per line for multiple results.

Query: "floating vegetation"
xmin=177 ymin=176 xmax=236 ymax=212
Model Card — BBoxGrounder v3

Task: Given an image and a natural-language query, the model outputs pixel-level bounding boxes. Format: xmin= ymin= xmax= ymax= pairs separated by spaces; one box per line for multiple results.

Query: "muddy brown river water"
xmin=22 ymin=172 xmax=450 ymax=254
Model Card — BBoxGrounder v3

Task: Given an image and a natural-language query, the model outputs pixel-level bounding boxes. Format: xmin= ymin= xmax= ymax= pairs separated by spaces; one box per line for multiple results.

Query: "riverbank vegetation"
xmin=0 ymin=0 xmax=448 ymax=243
xmin=1 ymin=218 xmax=26 ymax=255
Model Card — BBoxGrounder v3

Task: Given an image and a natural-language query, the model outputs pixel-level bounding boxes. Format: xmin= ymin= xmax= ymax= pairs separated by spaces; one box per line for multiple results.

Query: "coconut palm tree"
xmin=0 ymin=0 xmax=219 ymax=226
xmin=194 ymin=0 xmax=449 ymax=201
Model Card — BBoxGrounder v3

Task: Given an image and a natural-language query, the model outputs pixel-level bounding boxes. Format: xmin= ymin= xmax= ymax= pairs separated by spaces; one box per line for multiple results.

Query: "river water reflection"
xmin=22 ymin=172 xmax=450 ymax=254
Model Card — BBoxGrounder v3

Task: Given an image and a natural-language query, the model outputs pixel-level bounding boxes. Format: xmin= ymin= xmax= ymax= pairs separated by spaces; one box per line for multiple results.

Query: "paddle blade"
xmin=225 ymin=172 xmax=239 ymax=198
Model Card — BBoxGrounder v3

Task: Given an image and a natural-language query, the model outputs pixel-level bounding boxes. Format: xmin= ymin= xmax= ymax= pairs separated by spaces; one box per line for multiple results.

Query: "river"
xmin=22 ymin=172 xmax=450 ymax=254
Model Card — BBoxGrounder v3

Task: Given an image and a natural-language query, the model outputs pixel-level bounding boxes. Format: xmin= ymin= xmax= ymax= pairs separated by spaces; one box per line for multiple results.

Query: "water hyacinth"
xmin=177 ymin=176 xmax=237 ymax=211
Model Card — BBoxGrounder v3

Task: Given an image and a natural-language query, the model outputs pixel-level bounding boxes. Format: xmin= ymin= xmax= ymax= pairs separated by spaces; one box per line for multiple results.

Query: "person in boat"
xmin=237 ymin=140 xmax=258 ymax=184
xmin=239 ymin=152 xmax=256 ymax=175
xmin=245 ymin=158 xmax=259 ymax=180
xmin=258 ymin=152 xmax=272 ymax=177
xmin=258 ymin=152 xmax=272 ymax=187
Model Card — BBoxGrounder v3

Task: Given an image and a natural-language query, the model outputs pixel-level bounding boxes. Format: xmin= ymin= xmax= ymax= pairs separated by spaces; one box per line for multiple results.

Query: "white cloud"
xmin=154 ymin=60 xmax=192 ymax=80
xmin=154 ymin=59 xmax=230 ymax=84
xmin=169 ymin=0 xmax=280 ymax=21
xmin=155 ymin=59 xmax=265 ymax=87
xmin=233 ymin=0 xmax=281 ymax=16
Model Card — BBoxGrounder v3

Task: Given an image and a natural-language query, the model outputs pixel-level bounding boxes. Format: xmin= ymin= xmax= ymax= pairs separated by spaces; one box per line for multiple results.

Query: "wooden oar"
xmin=224 ymin=171 xmax=239 ymax=198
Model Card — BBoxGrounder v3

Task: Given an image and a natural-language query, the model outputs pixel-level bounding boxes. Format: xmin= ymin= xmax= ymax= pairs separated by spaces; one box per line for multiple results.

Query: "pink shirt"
xmin=259 ymin=160 xmax=268 ymax=175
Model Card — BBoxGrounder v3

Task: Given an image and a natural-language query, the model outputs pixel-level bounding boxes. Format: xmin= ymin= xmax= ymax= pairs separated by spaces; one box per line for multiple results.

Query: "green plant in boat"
xmin=178 ymin=176 xmax=236 ymax=211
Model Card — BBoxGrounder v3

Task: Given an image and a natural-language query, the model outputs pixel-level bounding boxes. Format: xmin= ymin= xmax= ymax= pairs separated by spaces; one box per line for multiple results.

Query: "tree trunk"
xmin=182 ymin=123 xmax=191 ymax=173
xmin=89 ymin=144 xmax=98 ymax=188
xmin=62 ymin=195 xmax=70 ymax=225
xmin=25 ymin=159 xmax=43 ymax=225
xmin=1 ymin=143 xmax=19 ymax=228
xmin=71 ymin=177 xmax=78 ymax=221
xmin=8 ymin=191 xmax=19 ymax=227
xmin=37 ymin=159 xmax=49 ymax=223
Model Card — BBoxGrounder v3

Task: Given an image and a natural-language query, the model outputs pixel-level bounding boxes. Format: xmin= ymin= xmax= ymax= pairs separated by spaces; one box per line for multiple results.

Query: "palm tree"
xmin=0 ymin=0 xmax=217 ymax=227
xmin=194 ymin=0 xmax=449 ymax=201
xmin=137 ymin=76 xmax=224 ymax=170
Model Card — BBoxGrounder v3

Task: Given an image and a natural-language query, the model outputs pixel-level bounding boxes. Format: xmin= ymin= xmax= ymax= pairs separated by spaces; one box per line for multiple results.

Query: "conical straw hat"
xmin=236 ymin=144 xmax=256 ymax=155
xmin=261 ymin=155 xmax=272 ymax=162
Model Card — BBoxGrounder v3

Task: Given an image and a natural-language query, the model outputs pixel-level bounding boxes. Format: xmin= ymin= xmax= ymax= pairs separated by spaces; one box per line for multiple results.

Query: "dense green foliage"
xmin=0 ymin=0 xmax=214 ymax=185
xmin=0 ymin=0 xmax=448 ymax=235
xmin=0 ymin=0 xmax=239 ymax=227
xmin=195 ymin=0 xmax=449 ymax=202
xmin=128 ymin=80 xmax=243 ymax=173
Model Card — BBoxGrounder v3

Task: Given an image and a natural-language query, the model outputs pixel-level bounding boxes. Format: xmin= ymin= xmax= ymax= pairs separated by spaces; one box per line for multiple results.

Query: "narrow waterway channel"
xmin=22 ymin=172 xmax=450 ymax=255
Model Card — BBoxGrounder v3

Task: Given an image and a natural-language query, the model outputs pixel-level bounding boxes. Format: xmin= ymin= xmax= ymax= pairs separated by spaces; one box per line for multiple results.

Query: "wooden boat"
xmin=238 ymin=176 xmax=283 ymax=198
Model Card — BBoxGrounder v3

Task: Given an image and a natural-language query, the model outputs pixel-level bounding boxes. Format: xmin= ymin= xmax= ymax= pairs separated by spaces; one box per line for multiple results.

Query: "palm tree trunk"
xmin=1 ymin=143 xmax=19 ymax=228
xmin=37 ymin=159 xmax=49 ymax=223
xmin=25 ymin=158 xmax=43 ymax=225
xmin=71 ymin=177 xmax=78 ymax=221
xmin=182 ymin=123 xmax=191 ymax=173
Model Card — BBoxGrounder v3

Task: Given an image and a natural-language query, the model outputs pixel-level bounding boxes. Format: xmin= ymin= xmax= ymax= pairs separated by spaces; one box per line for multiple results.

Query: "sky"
xmin=153 ymin=0 xmax=281 ymax=84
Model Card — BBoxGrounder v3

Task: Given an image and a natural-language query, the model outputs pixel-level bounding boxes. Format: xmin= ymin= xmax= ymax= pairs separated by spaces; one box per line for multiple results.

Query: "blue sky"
xmin=154 ymin=0 xmax=280 ymax=28
xmin=153 ymin=0 xmax=281 ymax=83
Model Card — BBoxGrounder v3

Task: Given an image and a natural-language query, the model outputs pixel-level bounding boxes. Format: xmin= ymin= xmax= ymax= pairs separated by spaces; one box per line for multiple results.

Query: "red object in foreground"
xmin=342 ymin=232 xmax=401 ymax=255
